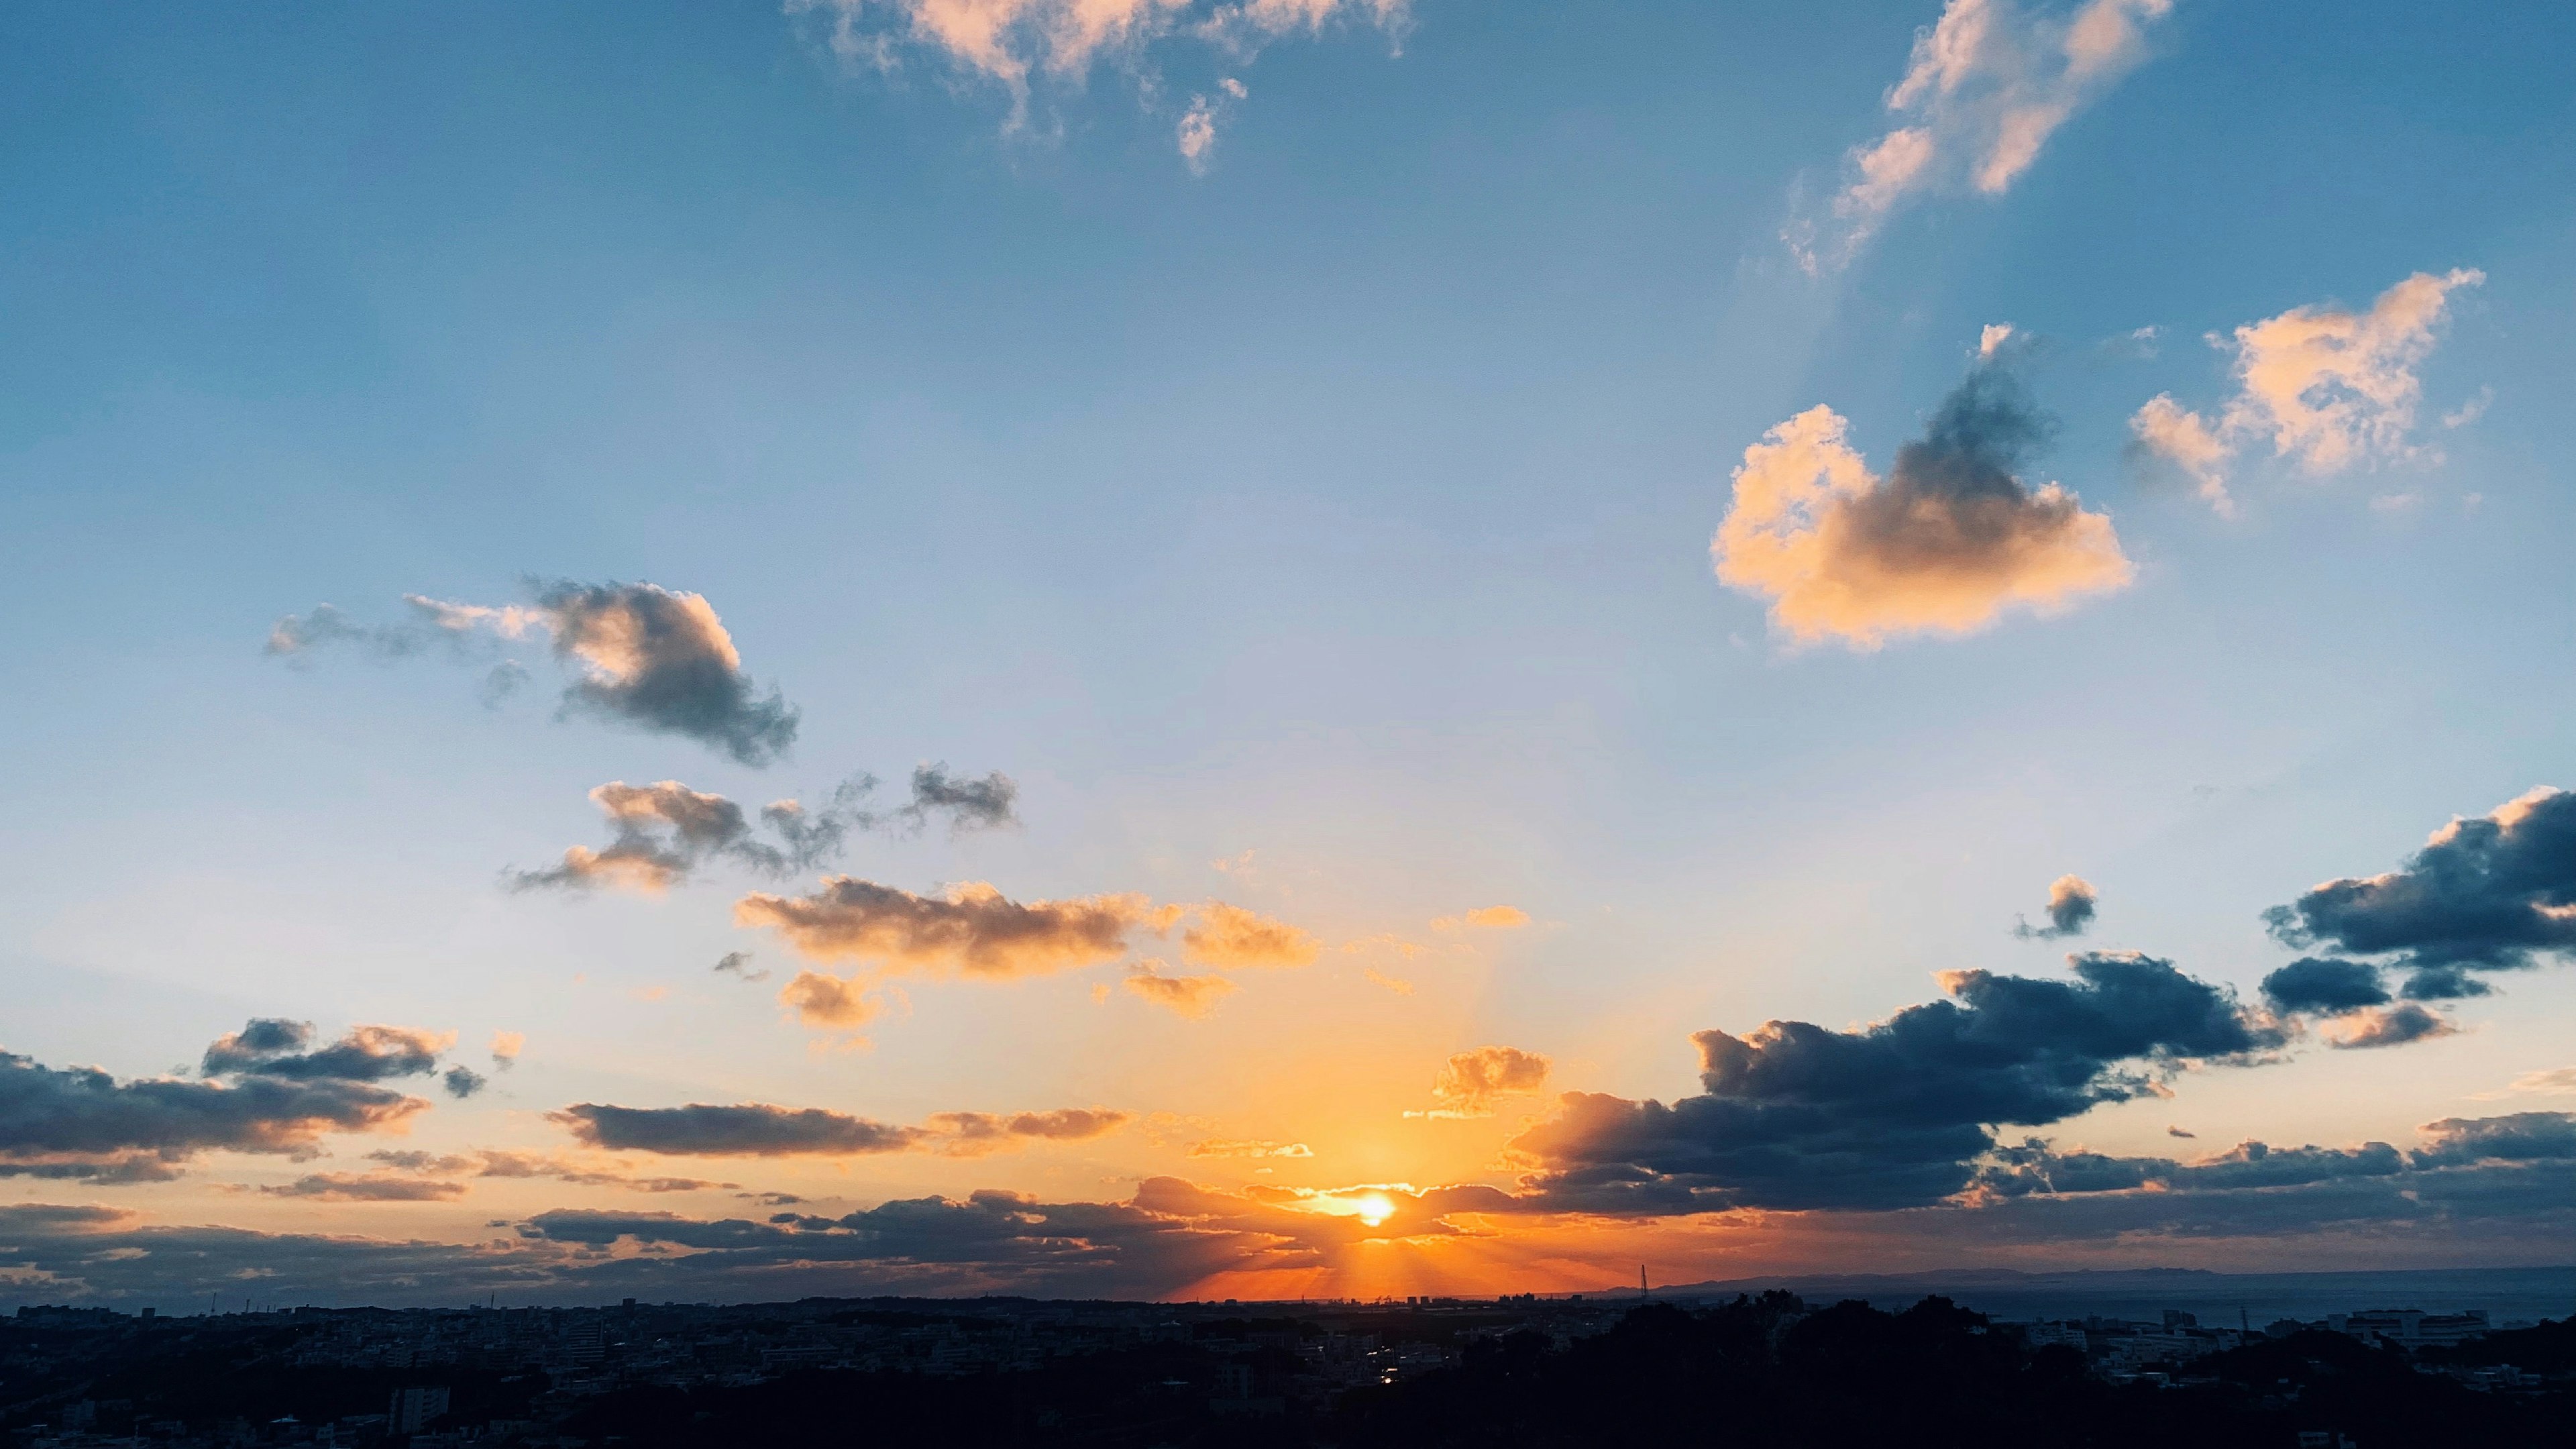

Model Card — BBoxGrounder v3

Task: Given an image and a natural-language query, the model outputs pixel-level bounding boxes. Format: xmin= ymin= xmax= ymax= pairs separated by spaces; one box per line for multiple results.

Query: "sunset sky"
xmin=4 ymin=0 xmax=2574 ymax=1309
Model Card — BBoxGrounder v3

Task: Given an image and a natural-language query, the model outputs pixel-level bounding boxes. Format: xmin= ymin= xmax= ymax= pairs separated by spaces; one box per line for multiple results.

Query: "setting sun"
xmin=1353 ymin=1193 xmax=1395 ymax=1228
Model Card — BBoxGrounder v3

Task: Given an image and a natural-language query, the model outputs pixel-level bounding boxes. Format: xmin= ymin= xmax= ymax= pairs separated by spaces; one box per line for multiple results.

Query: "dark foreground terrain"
xmin=5 ymin=1291 xmax=2570 ymax=1447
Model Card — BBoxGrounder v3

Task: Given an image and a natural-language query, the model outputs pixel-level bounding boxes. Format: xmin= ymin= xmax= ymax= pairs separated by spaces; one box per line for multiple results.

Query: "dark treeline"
xmin=1331 ymin=1295 xmax=2569 ymax=1449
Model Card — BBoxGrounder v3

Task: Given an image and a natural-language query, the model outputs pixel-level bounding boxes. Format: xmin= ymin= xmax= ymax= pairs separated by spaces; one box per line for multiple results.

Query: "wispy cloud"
xmin=1792 ymin=0 xmax=2173 ymax=271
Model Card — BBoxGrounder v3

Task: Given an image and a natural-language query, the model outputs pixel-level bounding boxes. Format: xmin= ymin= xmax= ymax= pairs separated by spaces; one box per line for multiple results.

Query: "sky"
xmin=2 ymin=0 xmax=2573 ymax=1309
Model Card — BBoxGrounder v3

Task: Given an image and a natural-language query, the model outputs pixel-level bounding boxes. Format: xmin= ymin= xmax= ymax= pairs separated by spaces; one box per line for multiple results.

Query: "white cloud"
xmin=1796 ymin=0 xmax=2171 ymax=270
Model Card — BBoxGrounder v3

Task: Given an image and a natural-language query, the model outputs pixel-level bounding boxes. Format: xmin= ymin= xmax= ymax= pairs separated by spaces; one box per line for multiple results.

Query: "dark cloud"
xmin=0 ymin=1042 xmax=426 ymax=1182
xmin=267 ymin=581 xmax=798 ymax=766
xmin=551 ymin=1101 xmax=1131 ymax=1160
xmin=260 ymin=1173 xmax=470 ymax=1202
xmin=711 ymin=951 xmax=769 ymax=983
xmin=1505 ymin=953 xmax=2284 ymax=1211
xmin=534 ymin=581 xmax=800 ymax=765
xmin=443 ymin=1065 xmax=488 ymax=1098
xmin=2409 ymin=1111 xmax=2576 ymax=1168
xmin=2259 ymin=957 xmax=2389 ymax=1014
xmin=201 ymin=1022 xmax=447 ymax=1084
xmin=899 ymin=765 xmax=1020 ymax=834
xmin=2012 ymin=875 xmax=2098 ymax=940
xmin=2265 ymin=787 xmax=2576 ymax=988
xmin=551 ymin=1103 xmax=929 ymax=1157
xmin=735 ymin=878 xmax=1165 ymax=979
xmin=509 ymin=777 xmax=885 ymax=894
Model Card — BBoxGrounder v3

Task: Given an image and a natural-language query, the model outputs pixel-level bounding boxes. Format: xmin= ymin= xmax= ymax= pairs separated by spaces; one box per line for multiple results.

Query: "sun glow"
xmin=1352 ymin=1192 xmax=1396 ymax=1227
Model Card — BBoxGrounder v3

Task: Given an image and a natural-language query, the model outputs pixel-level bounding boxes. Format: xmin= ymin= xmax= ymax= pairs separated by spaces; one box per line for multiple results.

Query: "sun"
xmin=1353 ymin=1193 xmax=1395 ymax=1227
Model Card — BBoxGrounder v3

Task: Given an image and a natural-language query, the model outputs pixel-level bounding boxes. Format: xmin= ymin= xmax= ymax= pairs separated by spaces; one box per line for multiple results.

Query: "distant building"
xmin=2328 ymin=1309 xmax=2489 ymax=1348
xmin=389 ymin=1386 xmax=450 ymax=1435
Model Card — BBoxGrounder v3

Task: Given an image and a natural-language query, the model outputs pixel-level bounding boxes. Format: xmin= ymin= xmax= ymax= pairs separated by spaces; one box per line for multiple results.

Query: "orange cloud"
xmin=1124 ymin=962 xmax=1237 ymax=1018
xmin=1187 ymin=1138 xmax=1314 ymax=1159
xmin=1713 ymin=388 xmax=2131 ymax=649
xmin=1414 ymin=1046 xmax=1552 ymax=1119
xmin=1432 ymin=905 xmax=1529 ymax=932
xmin=1182 ymin=902 xmax=1320 ymax=969
xmin=777 ymin=971 xmax=881 ymax=1028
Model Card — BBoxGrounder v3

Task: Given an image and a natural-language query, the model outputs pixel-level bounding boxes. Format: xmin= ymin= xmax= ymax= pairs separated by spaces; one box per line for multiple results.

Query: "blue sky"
xmin=2 ymin=0 xmax=2573 ymax=1304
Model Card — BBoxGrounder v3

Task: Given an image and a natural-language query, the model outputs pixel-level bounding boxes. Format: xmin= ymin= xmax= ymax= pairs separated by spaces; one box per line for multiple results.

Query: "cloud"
xmin=1186 ymin=1138 xmax=1312 ymax=1159
xmin=2322 ymin=1002 xmax=2459 ymax=1051
xmin=775 ymin=971 xmax=882 ymax=1029
xmin=713 ymin=951 xmax=771 ymax=983
xmin=1713 ymin=357 xmax=2132 ymax=649
xmin=1409 ymin=1046 xmax=1551 ymax=1120
xmin=490 ymin=1031 xmax=524 ymax=1069
xmin=2258 ymin=957 xmax=2389 ymax=1015
xmin=2129 ymin=270 xmax=2484 ymax=508
xmin=2127 ymin=394 xmax=2235 ymax=515
xmin=1431 ymin=905 xmax=1529 ymax=932
xmin=2410 ymin=1111 xmax=2576 ymax=1167
xmin=2012 ymin=875 xmax=2097 ymax=939
xmin=260 ymin=1173 xmax=470 ymax=1203
xmin=1506 ymin=953 xmax=2284 ymax=1211
xmin=922 ymin=1109 xmax=1132 ymax=1156
xmin=2485 ymin=1066 xmax=2576 ymax=1098
xmin=201 ymin=1021 xmax=451 ymax=1084
xmin=1796 ymin=0 xmax=2172 ymax=269
xmin=896 ymin=764 xmax=1020 ymax=835
xmin=2264 ymin=786 xmax=2576 ymax=994
xmin=1181 ymin=901 xmax=1320 ymax=968
xmin=785 ymin=0 xmax=1402 ymax=169
xmin=1124 ymin=961 xmax=1237 ymax=1018
xmin=508 ymin=778 xmax=874 ymax=894
xmin=0 ymin=1032 xmax=430 ymax=1182
xmin=1362 ymin=967 xmax=1413 ymax=995
xmin=738 ymin=878 xmax=1170 ymax=978
xmin=551 ymin=1102 xmax=1128 ymax=1159
xmin=443 ymin=1066 xmax=489 ymax=1098
xmin=267 ymin=581 xmax=800 ymax=765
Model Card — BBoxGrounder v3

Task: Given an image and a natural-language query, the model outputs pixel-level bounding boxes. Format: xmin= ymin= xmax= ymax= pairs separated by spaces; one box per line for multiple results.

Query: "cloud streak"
xmin=1795 ymin=0 xmax=2173 ymax=270
xmin=551 ymin=1101 xmax=1130 ymax=1159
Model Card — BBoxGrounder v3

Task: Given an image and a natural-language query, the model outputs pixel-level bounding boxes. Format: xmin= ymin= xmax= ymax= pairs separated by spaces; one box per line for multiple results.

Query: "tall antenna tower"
xmin=1640 ymin=1265 xmax=1650 ymax=1299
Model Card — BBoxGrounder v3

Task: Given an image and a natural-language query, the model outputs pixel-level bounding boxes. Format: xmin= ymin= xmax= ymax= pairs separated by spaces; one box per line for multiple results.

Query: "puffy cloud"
xmin=1797 ymin=0 xmax=2172 ymax=269
xmin=490 ymin=1031 xmax=524 ymax=1069
xmin=1431 ymin=905 xmax=1529 ymax=932
xmin=2129 ymin=270 xmax=2484 ymax=508
xmin=1414 ymin=1046 xmax=1551 ymax=1120
xmin=0 ymin=1035 xmax=428 ymax=1182
xmin=785 ymin=0 xmax=1403 ymax=168
xmin=775 ymin=970 xmax=881 ymax=1029
xmin=2410 ymin=1111 xmax=2576 ymax=1168
xmin=1186 ymin=1138 xmax=1313 ymax=1159
xmin=201 ymin=1021 xmax=451 ymax=1084
xmin=738 ymin=878 xmax=1169 ymax=978
xmin=2265 ymin=786 xmax=2576 ymax=993
xmin=1713 ymin=359 xmax=2132 ymax=649
xmin=1124 ymin=962 xmax=1237 ymax=1018
xmin=1181 ymin=901 xmax=1320 ymax=969
xmin=2259 ymin=957 xmax=2389 ymax=1015
xmin=2321 ymin=1002 xmax=2459 ymax=1051
xmin=267 ymin=581 xmax=800 ymax=766
xmin=2012 ymin=875 xmax=2097 ymax=940
xmin=443 ymin=1066 xmax=489 ymax=1098
xmin=1506 ymin=953 xmax=2282 ymax=1211
xmin=551 ymin=1101 xmax=1128 ymax=1159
